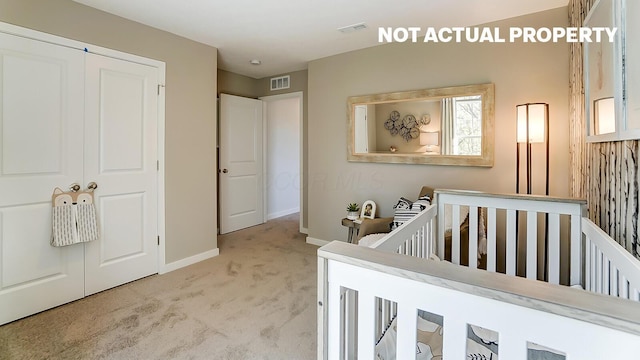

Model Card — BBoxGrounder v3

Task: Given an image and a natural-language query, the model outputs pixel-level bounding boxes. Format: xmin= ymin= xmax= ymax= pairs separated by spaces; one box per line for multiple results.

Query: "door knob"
xmin=87 ymin=182 xmax=98 ymax=191
xmin=69 ymin=183 xmax=81 ymax=192
xmin=222 ymin=169 xmax=228 ymax=173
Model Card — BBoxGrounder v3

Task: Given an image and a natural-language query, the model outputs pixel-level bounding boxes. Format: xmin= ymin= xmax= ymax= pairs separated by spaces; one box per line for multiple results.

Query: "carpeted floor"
xmin=0 ymin=213 xmax=318 ymax=360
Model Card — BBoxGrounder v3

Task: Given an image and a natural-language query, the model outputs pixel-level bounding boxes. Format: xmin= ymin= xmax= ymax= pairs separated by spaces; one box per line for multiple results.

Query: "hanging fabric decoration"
xmin=50 ymin=186 xmax=99 ymax=247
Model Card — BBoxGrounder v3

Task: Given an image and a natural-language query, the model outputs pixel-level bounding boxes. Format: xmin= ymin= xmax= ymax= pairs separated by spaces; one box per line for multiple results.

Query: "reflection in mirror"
xmin=594 ymin=97 xmax=615 ymax=134
xmin=584 ymin=0 xmax=617 ymax=136
xmin=360 ymin=96 xmax=482 ymax=155
xmin=348 ymin=83 xmax=494 ymax=167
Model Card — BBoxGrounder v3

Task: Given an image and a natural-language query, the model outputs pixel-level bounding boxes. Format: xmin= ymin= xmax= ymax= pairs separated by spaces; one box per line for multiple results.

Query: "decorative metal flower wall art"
xmin=384 ymin=111 xmax=425 ymax=142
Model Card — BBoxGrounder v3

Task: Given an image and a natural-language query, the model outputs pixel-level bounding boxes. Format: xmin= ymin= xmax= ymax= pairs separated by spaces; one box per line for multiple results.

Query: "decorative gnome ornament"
xmin=50 ymin=185 xmax=99 ymax=247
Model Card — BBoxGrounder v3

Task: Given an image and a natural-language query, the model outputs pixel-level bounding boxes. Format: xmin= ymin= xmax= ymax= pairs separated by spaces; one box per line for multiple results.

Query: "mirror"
xmin=347 ymin=83 xmax=494 ymax=167
xmin=584 ymin=0 xmax=620 ymax=139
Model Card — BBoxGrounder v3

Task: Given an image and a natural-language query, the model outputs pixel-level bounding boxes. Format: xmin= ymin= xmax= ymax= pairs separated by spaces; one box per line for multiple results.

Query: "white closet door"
xmin=0 ymin=33 xmax=85 ymax=324
xmin=83 ymin=53 xmax=159 ymax=295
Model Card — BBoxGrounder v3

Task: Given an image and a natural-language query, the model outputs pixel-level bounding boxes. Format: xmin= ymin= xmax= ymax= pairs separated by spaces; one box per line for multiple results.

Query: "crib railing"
xmin=364 ymin=204 xmax=437 ymax=343
xmin=320 ymin=190 xmax=640 ymax=358
xmin=583 ymin=218 xmax=640 ymax=300
xmin=318 ymin=241 xmax=640 ymax=359
xmin=435 ymin=189 xmax=586 ymax=285
xmin=368 ymin=203 xmax=437 ymax=259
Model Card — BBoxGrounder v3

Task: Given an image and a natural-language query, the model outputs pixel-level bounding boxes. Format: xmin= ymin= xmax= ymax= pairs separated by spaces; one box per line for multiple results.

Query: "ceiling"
xmin=73 ymin=0 xmax=568 ymax=79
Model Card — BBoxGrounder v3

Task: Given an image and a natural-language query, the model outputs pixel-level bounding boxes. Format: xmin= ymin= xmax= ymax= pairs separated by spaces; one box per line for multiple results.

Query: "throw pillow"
xmin=391 ymin=195 xmax=431 ymax=230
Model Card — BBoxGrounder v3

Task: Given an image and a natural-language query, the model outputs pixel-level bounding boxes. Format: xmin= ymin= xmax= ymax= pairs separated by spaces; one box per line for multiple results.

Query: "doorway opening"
xmin=261 ymin=92 xmax=304 ymax=233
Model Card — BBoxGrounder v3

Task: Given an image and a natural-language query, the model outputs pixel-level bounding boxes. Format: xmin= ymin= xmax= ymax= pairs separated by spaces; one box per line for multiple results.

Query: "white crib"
xmin=317 ymin=189 xmax=640 ymax=359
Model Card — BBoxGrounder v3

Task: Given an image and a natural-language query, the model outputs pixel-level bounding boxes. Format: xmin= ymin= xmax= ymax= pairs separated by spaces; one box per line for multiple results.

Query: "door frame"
xmin=259 ymin=91 xmax=304 ymax=233
xmin=0 ymin=22 xmax=167 ymax=272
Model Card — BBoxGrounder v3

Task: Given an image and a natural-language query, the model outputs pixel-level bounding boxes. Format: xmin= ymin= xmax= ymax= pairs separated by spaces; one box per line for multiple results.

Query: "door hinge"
xmin=157 ymin=235 xmax=160 ymax=245
xmin=157 ymin=84 xmax=165 ymax=95
xmin=157 ymin=160 xmax=159 ymax=171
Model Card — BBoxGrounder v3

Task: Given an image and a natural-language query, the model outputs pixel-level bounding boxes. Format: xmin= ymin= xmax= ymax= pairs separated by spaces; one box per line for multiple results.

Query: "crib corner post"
xmin=317 ymin=256 xmax=329 ymax=360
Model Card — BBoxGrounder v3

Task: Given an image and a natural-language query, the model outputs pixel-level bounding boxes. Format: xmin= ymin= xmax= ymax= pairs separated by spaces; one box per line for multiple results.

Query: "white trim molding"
xmin=306 ymin=237 xmax=331 ymax=247
xmin=160 ymin=248 xmax=220 ymax=274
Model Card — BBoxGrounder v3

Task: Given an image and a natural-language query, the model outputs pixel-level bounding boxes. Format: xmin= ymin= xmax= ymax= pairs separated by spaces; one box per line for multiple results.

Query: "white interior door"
xmin=83 ymin=53 xmax=159 ymax=295
xmin=0 ymin=33 xmax=85 ymax=324
xmin=219 ymin=94 xmax=264 ymax=234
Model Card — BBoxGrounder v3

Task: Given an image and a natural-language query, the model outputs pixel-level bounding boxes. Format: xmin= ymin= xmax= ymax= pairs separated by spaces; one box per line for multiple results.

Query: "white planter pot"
xmin=347 ymin=211 xmax=359 ymax=220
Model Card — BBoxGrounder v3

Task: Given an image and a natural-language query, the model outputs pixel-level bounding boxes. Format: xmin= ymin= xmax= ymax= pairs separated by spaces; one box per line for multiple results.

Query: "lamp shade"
xmin=594 ymin=97 xmax=615 ymax=134
xmin=420 ymin=131 xmax=439 ymax=146
xmin=516 ymin=103 xmax=547 ymax=143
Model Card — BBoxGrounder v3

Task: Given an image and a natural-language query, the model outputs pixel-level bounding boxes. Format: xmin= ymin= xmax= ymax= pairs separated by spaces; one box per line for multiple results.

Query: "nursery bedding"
xmin=374 ymin=311 xmax=498 ymax=360
xmin=374 ymin=311 xmax=566 ymax=360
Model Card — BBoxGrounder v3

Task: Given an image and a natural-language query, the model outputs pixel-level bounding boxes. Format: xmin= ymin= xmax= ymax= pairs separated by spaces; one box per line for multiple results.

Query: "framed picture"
xmin=360 ymin=200 xmax=376 ymax=219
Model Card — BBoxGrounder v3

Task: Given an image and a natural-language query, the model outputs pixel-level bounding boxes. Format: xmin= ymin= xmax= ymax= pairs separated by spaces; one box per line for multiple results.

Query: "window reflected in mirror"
xmin=449 ymin=95 xmax=482 ymax=156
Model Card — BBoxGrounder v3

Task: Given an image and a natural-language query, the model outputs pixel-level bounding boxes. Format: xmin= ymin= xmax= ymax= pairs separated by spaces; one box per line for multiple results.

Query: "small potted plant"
xmin=346 ymin=203 xmax=360 ymax=220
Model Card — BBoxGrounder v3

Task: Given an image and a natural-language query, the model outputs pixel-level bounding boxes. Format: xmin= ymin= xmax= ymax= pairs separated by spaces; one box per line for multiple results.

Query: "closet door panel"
xmin=84 ymin=53 xmax=158 ymax=296
xmin=0 ymin=32 xmax=84 ymax=325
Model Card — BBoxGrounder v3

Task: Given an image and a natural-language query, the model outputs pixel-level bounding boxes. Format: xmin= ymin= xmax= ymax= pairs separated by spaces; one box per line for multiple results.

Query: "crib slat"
xmin=442 ymin=315 xmax=467 ymax=359
xmin=585 ymin=237 xmax=592 ymax=291
xmin=357 ymin=291 xmax=375 ymax=359
xmin=611 ymin=266 xmax=619 ymax=297
xmin=396 ymin=306 xmax=418 ymax=360
xmin=526 ymin=211 xmax=537 ymax=280
xmin=548 ymin=213 xmax=560 ymax=284
xmin=327 ymin=281 xmax=342 ymax=359
xmin=591 ymin=242 xmax=598 ymax=292
xmin=469 ymin=206 xmax=478 ymax=269
xmin=452 ymin=205 xmax=460 ymax=264
xmin=427 ymin=220 xmax=433 ymax=257
xmin=344 ymin=290 xmax=356 ymax=358
xmin=621 ymin=275 xmax=629 ymax=300
xmin=506 ymin=209 xmax=516 ymax=276
xmin=570 ymin=215 xmax=581 ymax=286
xmin=499 ymin=334 xmax=527 ymax=360
xmin=424 ymin=223 xmax=429 ymax=258
xmin=596 ymin=249 xmax=603 ymax=294
xmin=437 ymin=202 xmax=445 ymax=260
xmin=374 ymin=298 xmax=382 ymax=339
xmin=382 ymin=300 xmax=391 ymax=333
xmin=603 ymin=255 xmax=611 ymax=295
xmin=487 ymin=207 xmax=497 ymax=272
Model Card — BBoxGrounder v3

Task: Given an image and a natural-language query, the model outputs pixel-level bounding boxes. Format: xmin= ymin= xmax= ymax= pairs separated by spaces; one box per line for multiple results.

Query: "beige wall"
xmin=308 ymin=7 xmax=571 ymax=242
xmin=218 ymin=69 xmax=262 ymax=98
xmin=0 ymin=0 xmax=219 ymax=263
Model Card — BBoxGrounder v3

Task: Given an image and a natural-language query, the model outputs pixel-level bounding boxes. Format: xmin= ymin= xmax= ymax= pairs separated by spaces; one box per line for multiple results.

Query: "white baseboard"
xmin=306 ymin=236 xmax=330 ymax=247
xmin=300 ymin=226 xmax=308 ymax=234
xmin=159 ymin=247 xmax=220 ymax=274
xmin=267 ymin=207 xmax=300 ymax=220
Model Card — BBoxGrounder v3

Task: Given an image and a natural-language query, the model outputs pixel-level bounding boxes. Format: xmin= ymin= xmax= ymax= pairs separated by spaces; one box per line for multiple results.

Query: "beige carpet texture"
xmin=0 ymin=214 xmax=318 ymax=360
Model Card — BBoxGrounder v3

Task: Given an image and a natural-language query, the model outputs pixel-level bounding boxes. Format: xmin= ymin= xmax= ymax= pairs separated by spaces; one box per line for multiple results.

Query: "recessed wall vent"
xmin=270 ymin=75 xmax=290 ymax=91
xmin=337 ymin=22 xmax=368 ymax=34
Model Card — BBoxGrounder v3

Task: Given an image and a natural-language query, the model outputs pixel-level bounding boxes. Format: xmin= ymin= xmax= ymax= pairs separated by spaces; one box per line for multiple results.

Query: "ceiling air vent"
xmin=270 ymin=75 xmax=290 ymax=91
xmin=337 ymin=22 xmax=368 ymax=34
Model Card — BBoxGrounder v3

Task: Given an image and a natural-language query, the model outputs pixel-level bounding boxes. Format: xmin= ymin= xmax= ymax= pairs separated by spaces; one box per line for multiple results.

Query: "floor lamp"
xmin=515 ymin=103 xmax=549 ymax=279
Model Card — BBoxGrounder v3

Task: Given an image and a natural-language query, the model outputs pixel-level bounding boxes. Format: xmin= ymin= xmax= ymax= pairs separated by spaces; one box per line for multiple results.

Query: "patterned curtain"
xmin=441 ymin=98 xmax=454 ymax=155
